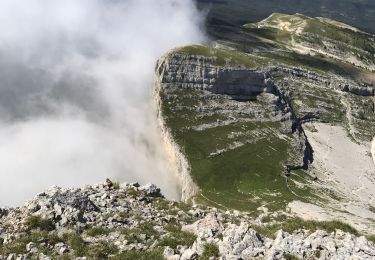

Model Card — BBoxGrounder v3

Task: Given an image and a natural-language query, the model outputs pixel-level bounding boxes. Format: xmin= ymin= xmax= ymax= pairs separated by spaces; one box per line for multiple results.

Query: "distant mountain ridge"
xmin=197 ymin=0 xmax=375 ymax=35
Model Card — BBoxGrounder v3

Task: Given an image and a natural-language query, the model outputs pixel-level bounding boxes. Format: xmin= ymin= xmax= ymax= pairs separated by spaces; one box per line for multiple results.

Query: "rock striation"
xmin=158 ymin=53 xmax=275 ymax=97
xmin=156 ymin=53 xmax=314 ymax=176
xmin=156 ymin=51 xmax=375 ymax=171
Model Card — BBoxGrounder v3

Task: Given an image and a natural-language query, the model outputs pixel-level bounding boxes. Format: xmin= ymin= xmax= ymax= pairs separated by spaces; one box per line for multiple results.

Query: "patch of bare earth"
xmin=288 ymin=122 xmax=375 ymax=234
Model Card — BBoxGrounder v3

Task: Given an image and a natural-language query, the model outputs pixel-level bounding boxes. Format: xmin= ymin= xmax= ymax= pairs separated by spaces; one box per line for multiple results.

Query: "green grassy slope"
xmin=159 ymin=13 xmax=375 ymax=214
xmin=160 ymin=64 xmax=317 ymax=211
xmin=243 ymin=13 xmax=375 ymax=71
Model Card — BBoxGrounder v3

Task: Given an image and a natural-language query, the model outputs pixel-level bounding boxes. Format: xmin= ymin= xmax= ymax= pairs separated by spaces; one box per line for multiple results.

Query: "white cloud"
xmin=0 ymin=0 xmax=206 ymax=206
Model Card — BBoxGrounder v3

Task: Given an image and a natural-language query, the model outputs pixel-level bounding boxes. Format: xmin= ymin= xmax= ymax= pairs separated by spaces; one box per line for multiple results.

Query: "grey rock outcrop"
xmin=183 ymin=213 xmax=375 ymax=260
xmin=158 ymin=53 xmax=275 ymax=98
xmin=1 ymin=181 xmax=374 ymax=259
xmin=338 ymin=84 xmax=374 ymax=96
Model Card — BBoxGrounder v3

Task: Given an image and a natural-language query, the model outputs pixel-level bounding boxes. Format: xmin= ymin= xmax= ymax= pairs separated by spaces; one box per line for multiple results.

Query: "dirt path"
xmin=340 ymin=95 xmax=359 ymax=142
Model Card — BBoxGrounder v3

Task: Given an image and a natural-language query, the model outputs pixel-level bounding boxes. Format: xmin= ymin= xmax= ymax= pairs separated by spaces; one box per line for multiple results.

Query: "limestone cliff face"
xmin=154 ymin=53 xmax=199 ymax=202
xmin=155 ymin=52 xmax=313 ymax=176
xmin=156 ymin=53 xmax=218 ymax=89
xmin=157 ymin=53 xmax=275 ymax=97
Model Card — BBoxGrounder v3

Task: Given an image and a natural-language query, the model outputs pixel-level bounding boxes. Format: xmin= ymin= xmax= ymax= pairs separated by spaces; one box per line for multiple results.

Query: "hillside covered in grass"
xmin=155 ymin=13 xmax=375 ymax=235
xmin=244 ymin=13 xmax=375 ymax=71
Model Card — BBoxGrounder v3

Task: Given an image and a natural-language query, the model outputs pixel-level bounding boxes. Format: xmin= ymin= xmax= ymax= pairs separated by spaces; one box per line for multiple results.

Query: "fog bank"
xmin=0 ymin=0 xmax=205 ymax=206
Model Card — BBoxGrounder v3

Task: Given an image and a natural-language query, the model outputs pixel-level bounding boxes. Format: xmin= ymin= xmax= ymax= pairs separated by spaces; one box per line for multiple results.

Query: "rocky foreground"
xmin=0 ymin=181 xmax=374 ymax=259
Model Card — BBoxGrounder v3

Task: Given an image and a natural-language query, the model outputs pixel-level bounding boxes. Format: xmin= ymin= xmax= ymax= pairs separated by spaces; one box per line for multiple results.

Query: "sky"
xmin=0 ymin=0 xmax=206 ymax=206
